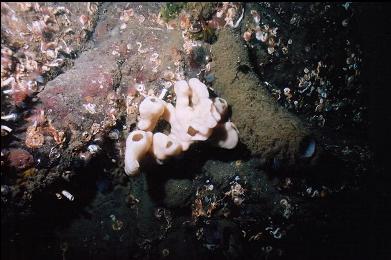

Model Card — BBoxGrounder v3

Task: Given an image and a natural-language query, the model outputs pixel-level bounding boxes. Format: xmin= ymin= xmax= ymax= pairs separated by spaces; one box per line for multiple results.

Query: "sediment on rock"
xmin=211 ymin=29 xmax=312 ymax=166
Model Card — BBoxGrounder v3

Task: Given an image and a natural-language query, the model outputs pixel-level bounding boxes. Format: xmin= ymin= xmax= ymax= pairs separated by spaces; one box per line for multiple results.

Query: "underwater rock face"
xmin=211 ymin=29 xmax=313 ymax=166
xmin=163 ymin=179 xmax=194 ymax=208
xmin=0 ymin=2 xmax=382 ymax=260
xmin=204 ymin=160 xmax=236 ymax=188
xmin=37 ymin=49 xmax=121 ymax=134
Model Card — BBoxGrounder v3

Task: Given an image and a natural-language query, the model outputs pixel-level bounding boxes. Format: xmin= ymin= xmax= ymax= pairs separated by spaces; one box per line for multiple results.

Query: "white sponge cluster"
xmin=124 ymin=78 xmax=239 ymax=176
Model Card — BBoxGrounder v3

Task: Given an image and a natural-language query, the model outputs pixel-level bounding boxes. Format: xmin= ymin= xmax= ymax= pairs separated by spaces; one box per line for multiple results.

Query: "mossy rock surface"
xmin=210 ymin=29 xmax=311 ymax=165
xmin=186 ymin=2 xmax=218 ymax=20
xmin=203 ymin=161 xmax=237 ymax=189
xmin=163 ymin=179 xmax=194 ymax=208
xmin=160 ymin=2 xmax=186 ymax=22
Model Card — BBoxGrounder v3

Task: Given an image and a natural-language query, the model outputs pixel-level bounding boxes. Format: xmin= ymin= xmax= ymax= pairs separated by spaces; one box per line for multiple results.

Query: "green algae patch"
xmin=186 ymin=2 xmax=218 ymax=20
xmin=160 ymin=2 xmax=186 ymax=22
xmin=210 ymin=29 xmax=311 ymax=165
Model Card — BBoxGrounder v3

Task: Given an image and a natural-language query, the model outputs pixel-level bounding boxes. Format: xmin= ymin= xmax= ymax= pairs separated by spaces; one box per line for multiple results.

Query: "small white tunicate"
xmin=61 ymin=190 xmax=74 ymax=201
xmin=1 ymin=113 xmax=18 ymax=121
xmin=87 ymin=144 xmax=100 ymax=154
xmin=1 ymin=125 xmax=12 ymax=133
xmin=2 ymin=89 xmax=14 ymax=94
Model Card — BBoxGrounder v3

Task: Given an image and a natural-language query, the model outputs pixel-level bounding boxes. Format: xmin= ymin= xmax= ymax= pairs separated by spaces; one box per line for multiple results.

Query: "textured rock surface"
xmin=211 ymin=29 xmax=311 ymax=165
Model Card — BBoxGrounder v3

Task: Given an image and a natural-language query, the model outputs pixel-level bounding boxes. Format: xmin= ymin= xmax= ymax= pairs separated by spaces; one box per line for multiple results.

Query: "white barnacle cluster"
xmin=124 ymin=78 xmax=239 ymax=176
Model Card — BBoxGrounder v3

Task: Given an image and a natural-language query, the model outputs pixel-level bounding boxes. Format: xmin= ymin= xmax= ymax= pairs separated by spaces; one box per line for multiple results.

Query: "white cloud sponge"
xmin=124 ymin=78 xmax=239 ymax=174
xmin=137 ymin=96 xmax=165 ymax=131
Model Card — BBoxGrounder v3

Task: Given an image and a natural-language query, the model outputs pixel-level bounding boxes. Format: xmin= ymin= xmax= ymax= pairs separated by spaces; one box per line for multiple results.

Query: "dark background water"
xmin=359 ymin=3 xmax=391 ymax=259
